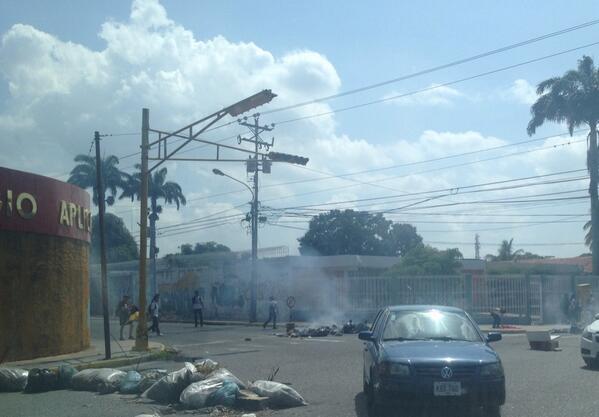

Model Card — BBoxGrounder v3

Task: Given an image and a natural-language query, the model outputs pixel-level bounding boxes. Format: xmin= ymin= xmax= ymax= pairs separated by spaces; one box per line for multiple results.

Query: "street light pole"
xmin=140 ymin=91 xmax=277 ymax=327
xmin=94 ymin=131 xmax=111 ymax=360
xmin=212 ymin=168 xmax=257 ymax=321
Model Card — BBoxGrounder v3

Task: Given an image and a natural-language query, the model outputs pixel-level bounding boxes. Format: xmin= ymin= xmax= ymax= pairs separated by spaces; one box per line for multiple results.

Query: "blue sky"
xmin=1 ymin=0 xmax=598 ymax=258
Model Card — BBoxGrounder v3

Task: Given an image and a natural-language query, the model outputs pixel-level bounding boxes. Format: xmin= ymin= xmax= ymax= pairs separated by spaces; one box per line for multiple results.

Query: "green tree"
xmin=527 ymin=55 xmax=599 ymax=273
xmin=121 ymin=165 xmax=186 ymax=290
xmin=486 ymin=238 xmax=544 ymax=261
xmin=298 ymin=209 xmax=422 ymax=256
xmin=180 ymin=243 xmax=194 ymax=255
xmin=91 ymin=213 xmax=138 ymax=263
xmin=193 ymin=241 xmax=231 ymax=254
xmin=68 ymin=154 xmax=127 ymax=206
xmin=386 ymin=245 xmax=463 ymax=275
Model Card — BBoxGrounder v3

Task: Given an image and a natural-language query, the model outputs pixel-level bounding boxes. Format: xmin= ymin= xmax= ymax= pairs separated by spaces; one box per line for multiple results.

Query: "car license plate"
xmin=433 ymin=381 xmax=462 ymax=396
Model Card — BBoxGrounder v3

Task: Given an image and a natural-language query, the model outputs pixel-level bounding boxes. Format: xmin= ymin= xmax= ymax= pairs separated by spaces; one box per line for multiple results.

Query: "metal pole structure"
xmin=94 ymin=131 xmax=111 ymax=360
xmin=250 ymin=120 xmax=259 ymax=323
xmin=135 ymin=109 xmax=150 ymax=351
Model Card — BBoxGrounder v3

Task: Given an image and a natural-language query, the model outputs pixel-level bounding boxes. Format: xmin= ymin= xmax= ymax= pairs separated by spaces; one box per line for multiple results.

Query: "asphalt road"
xmin=2 ymin=320 xmax=599 ymax=417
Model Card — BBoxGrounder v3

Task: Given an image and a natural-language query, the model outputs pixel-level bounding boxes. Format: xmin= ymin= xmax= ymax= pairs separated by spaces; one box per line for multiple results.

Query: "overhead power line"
xmin=426 ymin=240 xmax=583 ymax=247
xmin=263 ymin=19 xmax=599 ymax=114
xmin=271 ymin=41 xmax=599 ymax=126
xmin=259 ymin=139 xmax=586 ymax=204
xmin=269 ymin=170 xmax=588 ymax=211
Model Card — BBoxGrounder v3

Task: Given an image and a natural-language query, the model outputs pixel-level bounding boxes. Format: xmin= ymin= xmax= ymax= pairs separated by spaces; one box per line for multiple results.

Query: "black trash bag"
xmin=0 ymin=368 xmax=29 ymax=392
xmin=24 ymin=368 xmax=59 ymax=393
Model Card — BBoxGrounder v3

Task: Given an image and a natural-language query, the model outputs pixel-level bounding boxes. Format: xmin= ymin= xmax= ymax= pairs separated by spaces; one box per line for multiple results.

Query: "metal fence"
xmin=323 ymin=274 xmax=598 ymax=324
xmin=91 ymin=263 xmax=599 ymax=325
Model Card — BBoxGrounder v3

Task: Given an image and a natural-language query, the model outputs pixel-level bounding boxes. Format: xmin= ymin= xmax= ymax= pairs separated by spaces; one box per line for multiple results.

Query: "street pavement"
xmin=2 ymin=318 xmax=599 ymax=417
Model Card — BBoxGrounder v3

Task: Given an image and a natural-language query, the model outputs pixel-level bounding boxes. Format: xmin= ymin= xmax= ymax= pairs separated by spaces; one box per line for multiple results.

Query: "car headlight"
xmin=480 ymin=362 xmax=504 ymax=377
xmin=380 ymin=362 xmax=411 ymax=376
xmin=583 ymin=331 xmax=593 ymax=341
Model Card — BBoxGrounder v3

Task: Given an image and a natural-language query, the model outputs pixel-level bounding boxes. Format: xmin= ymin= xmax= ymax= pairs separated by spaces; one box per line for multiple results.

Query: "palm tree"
xmin=497 ymin=238 xmax=524 ymax=261
xmin=68 ymin=154 xmax=126 ymax=206
xmin=527 ymin=55 xmax=599 ymax=273
xmin=121 ymin=165 xmax=186 ymax=294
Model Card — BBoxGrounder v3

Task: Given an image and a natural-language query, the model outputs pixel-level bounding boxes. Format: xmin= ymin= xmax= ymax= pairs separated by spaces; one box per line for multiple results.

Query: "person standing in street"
xmin=116 ymin=295 xmax=134 ymax=340
xmin=148 ymin=294 xmax=162 ymax=336
xmin=263 ymin=296 xmax=278 ymax=330
xmin=192 ymin=290 xmax=204 ymax=328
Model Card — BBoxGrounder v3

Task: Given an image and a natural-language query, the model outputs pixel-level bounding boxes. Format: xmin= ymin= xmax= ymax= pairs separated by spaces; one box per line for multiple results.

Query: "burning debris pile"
xmin=0 ymin=359 xmax=307 ymax=414
xmin=283 ymin=319 xmax=370 ymax=338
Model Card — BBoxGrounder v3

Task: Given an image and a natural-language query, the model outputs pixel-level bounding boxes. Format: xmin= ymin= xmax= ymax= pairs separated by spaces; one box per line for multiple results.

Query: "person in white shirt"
xmin=148 ymin=294 xmax=162 ymax=336
xmin=263 ymin=296 xmax=279 ymax=330
xmin=192 ymin=290 xmax=204 ymax=328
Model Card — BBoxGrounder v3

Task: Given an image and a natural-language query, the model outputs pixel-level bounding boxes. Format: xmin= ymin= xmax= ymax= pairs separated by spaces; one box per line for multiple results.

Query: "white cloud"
xmin=0 ymin=0 xmax=590 ymax=258
xmin=383 ymin=84 xmax=464 ymax=107
xmin=503 ymin=79 xmax=538 ymax=105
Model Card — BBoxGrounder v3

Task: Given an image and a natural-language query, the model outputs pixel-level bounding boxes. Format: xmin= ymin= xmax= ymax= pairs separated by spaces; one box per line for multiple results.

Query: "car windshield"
xmin=382 ymin=309 xmax=481 ymax=342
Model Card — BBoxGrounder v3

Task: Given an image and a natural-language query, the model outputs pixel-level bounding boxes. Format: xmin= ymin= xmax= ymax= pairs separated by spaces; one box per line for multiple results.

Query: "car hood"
xmin=587 ymin=320 xmax=599 ymax=333
xmin=380 ymin=340 xmax=499 ymax=365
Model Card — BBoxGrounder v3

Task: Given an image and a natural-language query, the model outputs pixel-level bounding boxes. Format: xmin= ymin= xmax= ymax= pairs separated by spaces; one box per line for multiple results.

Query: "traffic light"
xmin=268 ymin=151 xmax=309 ymax=165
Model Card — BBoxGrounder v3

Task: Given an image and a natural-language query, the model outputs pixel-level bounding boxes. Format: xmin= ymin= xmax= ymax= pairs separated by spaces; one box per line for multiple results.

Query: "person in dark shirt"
xmin=116 ymin=295 xmax=134 ymax=340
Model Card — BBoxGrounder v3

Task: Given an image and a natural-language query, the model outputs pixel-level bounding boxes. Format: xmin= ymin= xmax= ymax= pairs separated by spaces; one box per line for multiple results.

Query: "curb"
xmin=76 ymin=346 xmax=170 ymax=371
xmin=9 ymin=344 xmax=171 ymax=372
xmin=159 ymin=319 xmax=272 ymax=327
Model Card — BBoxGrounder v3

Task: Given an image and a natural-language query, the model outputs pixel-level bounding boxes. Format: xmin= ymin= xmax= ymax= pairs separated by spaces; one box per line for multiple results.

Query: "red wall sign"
xmin=0 ymin=166 xmax=91 ymax=242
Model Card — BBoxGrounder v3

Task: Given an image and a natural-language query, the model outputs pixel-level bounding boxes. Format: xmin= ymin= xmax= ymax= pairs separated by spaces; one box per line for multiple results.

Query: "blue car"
xmin=360 ymin=305 xmax=505 ymax=416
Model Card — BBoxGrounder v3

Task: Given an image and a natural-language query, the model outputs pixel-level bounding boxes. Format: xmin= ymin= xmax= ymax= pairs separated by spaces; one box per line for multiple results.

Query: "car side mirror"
xmin=595 ymin=313 xmax=599 ymax=321
xmin=486 ymin=332 xmax=502 ymax=343
xmin=358 ymin=331 xmax=374 ymax=341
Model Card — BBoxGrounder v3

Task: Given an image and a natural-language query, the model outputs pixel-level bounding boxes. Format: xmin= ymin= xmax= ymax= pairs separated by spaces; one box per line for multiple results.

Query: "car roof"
xmin=386 ymin=305 xmax=466 ymax=313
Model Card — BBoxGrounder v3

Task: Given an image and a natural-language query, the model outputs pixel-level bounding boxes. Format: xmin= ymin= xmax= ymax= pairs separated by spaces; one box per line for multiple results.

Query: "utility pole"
xmin=94 ymin=131 xmax=111 ymax=360
xmin=135 ymin=109 xmax=150 ymax=352
xmin=475 ymin=234 xmax=481 ymax=260
xmin=238 ymin=114 xmax=274 ymax=322
xmin=139 ymin=91 xmax=278 ymax=329
xmin=589 ymin=126 xmax=599 ymax=274
xmin=138 ymin=90 xmax=308 ymax=324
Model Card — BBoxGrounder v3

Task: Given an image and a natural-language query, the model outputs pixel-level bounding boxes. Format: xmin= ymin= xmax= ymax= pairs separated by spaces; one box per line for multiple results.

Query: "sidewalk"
xmin=3 ymin=337 xmax=166 ymax=371
xmin=479 ymin=324 xmax=571 ymax=334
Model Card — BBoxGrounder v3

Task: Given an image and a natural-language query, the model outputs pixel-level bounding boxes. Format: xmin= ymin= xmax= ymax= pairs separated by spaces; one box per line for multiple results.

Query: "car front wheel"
xmin=584 ymin=357 xmax=599 ymax=369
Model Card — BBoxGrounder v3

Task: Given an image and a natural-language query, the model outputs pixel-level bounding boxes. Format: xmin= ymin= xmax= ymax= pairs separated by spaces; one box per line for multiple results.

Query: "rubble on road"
xmin=138 ymin=369 xmax=169 ymax=394
xmin=2 ymin=357 xmax=307 ymax=415
xmin=284 ymin=319 xmax=369 ymax=338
